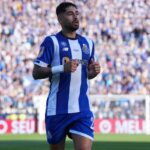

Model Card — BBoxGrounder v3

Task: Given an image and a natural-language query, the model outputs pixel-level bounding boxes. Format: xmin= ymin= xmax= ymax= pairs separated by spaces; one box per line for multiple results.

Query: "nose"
xmin=73 ymin=12 xmax=79 ymax=19
xmin=74 ymin=14 xmax=79 ymax=21
xmin=74 ymin=14 xmax=78 ymax=19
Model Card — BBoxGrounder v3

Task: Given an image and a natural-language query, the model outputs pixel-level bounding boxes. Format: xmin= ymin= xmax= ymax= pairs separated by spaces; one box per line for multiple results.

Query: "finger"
xmin=73 ymin=59 xmax=78 ymax=63
xmin=71 ymin=67 xmax=77 ymax=72
xmin=88 ymin=61 xmax=95 ymax=68
xmin=72 ymin=66 xmax=77 ymax=70
xmin=94 ymin=64 xmax=100 ymax=70
xmin=95 ymin=68 xmax=100 ymax=73
xmin=72 ymin=62 xmax=78 ymax=68
xmin=72 ymin=59 xmax=78 ymax=66
xmin=71 ymin=63 xmax=78 ymax=72
xmin=95 ymin=62 xmax=101 ymax=68
xmin=95 ymin=67 xmax=100 ymax=72
xmin=94 ymin=61 xmax=99 ymax=65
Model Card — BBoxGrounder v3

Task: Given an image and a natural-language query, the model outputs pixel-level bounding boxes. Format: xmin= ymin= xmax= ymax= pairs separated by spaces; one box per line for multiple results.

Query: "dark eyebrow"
xmin=66 ymin=10 xmax=79 ymax=14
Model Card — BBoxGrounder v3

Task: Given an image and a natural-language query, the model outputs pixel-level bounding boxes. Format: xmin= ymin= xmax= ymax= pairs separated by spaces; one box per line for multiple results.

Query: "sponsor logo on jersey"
xmin=62 ymin=57 xmax=70 ymax=64
xmin=61 ymin=41 xmax=67 ymax=47
xmin=77 ymin=59 xmax=88 ymax=66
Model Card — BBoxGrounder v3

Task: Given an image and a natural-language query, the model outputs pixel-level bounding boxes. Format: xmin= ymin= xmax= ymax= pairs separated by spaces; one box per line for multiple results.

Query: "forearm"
xmin=32 ymin=60 xmax=79 ymax=80
xmin=32 ymin=65 xmax=51 ymax=80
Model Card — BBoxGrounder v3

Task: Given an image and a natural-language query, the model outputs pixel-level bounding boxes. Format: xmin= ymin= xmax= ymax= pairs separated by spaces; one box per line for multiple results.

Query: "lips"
xmin=73 ymin=19 xmax=79 ymax=24
xmin=73 ymin=20 xmax=79 ymax=25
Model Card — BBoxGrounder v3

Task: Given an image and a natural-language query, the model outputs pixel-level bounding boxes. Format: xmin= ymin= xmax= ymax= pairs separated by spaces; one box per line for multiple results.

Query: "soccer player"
xmin=32 ymin=2 xmax=100 ymax=150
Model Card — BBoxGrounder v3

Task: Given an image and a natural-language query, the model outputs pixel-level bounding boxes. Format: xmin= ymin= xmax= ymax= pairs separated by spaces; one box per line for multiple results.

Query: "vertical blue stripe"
xmin=78 ymin=35 xmax=91 ymax=111
xmin=55 ymin=32 xmax=72 ymax=114
xmin=90 ymin=41 xmax=95 ymax=60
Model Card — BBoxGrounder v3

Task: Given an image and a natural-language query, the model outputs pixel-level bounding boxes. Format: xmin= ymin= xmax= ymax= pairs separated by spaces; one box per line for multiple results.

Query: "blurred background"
xmin=0 ymin=0 xmax=150 ymax=136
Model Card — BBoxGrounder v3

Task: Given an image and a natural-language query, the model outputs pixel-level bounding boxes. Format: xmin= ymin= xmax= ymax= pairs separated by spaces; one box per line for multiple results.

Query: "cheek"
xmin=65 ymin=16 xmax=74 ymax=23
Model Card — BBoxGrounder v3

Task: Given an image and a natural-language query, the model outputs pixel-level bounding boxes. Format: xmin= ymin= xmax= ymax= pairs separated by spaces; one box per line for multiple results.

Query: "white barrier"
xmin=33 ymin=94 xmax=150 ymax=135
xmin=90 ymin=95 xmax=150 ymax=134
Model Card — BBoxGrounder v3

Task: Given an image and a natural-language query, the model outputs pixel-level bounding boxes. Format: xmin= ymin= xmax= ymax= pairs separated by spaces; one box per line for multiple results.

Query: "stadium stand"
xmin=0 ymin=0 xmax=150 ymax=118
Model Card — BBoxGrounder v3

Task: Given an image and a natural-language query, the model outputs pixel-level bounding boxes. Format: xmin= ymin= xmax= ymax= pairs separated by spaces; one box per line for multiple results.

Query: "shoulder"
xmin=41 ymin=34 xmax=58 ymax=46
xmin=77 ymin=34 xmax=94 ymax=44
xmin=42 ymin=36 xmax=52 ymax=43
xmin=43 ymin=34 xmax=56 ymax=42
xmin=77 ymin=34 xmax=94 ymax=50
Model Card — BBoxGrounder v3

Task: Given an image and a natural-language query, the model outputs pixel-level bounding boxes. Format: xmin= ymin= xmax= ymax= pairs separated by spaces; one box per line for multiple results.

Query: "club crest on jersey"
xmin=61 ymin=41 xmax=69 ymax=51
xmin=61 ymin=41 xmax=67 ymax=47
xmin=82 ymin=44 xmax=89 ymax=54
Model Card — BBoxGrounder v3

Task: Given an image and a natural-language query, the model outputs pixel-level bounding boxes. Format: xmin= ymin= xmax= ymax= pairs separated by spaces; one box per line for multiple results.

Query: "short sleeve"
xmin=34 ymin=36 xmax=54 ymax=67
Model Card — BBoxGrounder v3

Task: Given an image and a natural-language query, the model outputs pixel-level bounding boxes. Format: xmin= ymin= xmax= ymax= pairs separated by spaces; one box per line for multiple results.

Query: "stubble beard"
xmin=65 ymin=24 xmax=79 ymax=32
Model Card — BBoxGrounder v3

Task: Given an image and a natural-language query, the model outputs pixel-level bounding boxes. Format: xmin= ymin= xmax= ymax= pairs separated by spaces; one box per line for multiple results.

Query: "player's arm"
xmin=32 ymin=65 xmax=51 ymax=80
xmin=32 ymin=60 xmax=79 ymax=80
xmin=32 ymin=36 xmax=54 ymax=80
xmin=88 ymin=60 xmax=100 ymax=79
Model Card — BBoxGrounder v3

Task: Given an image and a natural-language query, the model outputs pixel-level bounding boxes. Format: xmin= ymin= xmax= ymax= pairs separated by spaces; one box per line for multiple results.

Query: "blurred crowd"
xmin=0 ymin=0 xmax=150 ymax=115
xmin=91 ymin=96 xmax=145 ymax=119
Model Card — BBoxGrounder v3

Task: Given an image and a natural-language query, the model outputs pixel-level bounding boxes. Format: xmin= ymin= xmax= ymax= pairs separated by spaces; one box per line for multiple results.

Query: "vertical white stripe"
xmin=85 ymin=38 xmax=93 ymax=58
xmin=47 ymin=36 xmax=60 ymax=116
xmin=68 ymin=40 xmax=82 ymax=113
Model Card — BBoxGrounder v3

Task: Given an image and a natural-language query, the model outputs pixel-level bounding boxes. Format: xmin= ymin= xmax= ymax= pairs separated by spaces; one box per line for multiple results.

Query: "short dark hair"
xmin=56 ymin=2 xmax=77 ymax=16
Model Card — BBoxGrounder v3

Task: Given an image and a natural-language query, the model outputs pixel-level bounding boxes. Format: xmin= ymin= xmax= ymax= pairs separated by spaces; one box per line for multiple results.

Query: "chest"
xmin=58 ymin=39 xmax=90 ymax=66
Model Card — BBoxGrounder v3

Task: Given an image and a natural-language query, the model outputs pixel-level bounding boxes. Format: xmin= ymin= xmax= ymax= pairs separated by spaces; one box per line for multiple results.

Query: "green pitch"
xmin=0 ymin=134 xmax=150 ymax=150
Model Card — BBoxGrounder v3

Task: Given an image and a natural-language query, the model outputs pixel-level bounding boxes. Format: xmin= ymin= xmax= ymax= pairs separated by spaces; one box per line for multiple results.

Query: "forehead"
xmin=65 ymin=6 xmax=78 ymax=12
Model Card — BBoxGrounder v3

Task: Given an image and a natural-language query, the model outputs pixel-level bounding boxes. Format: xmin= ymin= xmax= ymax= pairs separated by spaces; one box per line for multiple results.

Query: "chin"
xmin=71 ymin=26 xmax=79 ymax=31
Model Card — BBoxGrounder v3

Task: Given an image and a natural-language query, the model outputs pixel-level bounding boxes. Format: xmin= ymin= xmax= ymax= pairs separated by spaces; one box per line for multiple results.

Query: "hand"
xmin=88 ymin=59 xmax=101 ymax=78
xmin=64 ymin=59 xmax=79 ymax=73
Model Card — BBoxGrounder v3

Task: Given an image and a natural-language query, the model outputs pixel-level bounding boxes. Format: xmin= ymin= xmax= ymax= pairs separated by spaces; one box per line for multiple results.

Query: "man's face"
xmin=59 ymin=6 xmax=79 ymax=31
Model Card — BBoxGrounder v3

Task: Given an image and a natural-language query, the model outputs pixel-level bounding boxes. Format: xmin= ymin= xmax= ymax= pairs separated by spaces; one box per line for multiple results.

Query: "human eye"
xmin=67 ymin=11 xmax=73 ymax=15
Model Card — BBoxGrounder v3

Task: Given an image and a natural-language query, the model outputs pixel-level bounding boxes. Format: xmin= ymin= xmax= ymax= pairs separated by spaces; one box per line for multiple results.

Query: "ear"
xmin=57 ymin=15 xmax=63 ymax=25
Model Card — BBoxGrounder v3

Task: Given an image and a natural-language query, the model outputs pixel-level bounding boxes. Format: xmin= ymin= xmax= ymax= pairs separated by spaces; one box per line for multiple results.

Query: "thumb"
xmin=74 ymin=59 xmax=79 ymax=65
xmin=90 ymin=58 xmax=95 ymax=64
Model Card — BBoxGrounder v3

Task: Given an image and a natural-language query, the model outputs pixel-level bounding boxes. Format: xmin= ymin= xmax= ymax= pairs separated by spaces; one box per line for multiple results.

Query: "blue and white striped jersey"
xmin=34 ymin=32 xmax=95 ymax=116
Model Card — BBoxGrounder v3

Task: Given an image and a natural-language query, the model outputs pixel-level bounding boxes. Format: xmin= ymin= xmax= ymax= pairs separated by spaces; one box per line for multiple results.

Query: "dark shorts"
xmin=45 ymin=111 xmax=94 ymax=144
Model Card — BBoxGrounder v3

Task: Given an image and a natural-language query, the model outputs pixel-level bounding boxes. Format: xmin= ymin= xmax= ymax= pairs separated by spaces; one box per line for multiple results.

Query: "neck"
xmin=61 ymin=29 xmax=77 ymax=39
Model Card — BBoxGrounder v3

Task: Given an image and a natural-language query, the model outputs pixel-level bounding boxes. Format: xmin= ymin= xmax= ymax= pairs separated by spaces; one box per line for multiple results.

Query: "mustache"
xmin=73 ymin=19 xmax=79 ymax=22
